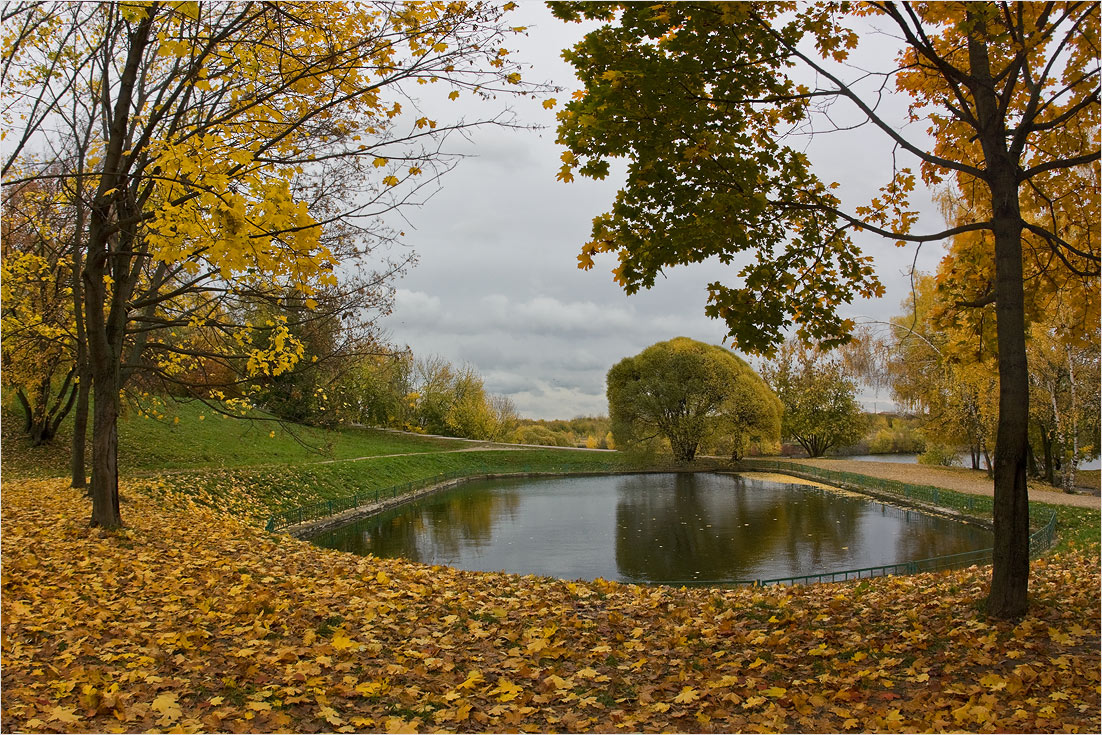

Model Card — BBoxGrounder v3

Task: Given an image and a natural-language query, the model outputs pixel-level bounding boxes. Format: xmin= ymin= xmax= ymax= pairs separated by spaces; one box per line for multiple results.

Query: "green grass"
xmin=1032 ymin=501 xmax=1101 ymax=553
xmin=3 ymin=397 xmax=644 ymax=524
xmin=2 ymin=398 xmax=473 ymax=478
xmin=149 ymin=447 xmax=642 ymax=525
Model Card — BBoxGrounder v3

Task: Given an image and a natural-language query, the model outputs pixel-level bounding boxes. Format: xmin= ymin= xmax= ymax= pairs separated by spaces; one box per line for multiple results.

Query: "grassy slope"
xmin=1 ymin=400 xmax=638 ymax=524
xmin=2 ymin=399 xmax=469 ymax=477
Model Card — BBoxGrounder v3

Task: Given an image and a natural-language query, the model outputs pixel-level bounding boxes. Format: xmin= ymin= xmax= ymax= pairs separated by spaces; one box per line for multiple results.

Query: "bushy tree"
xmin=607 ymin=337 xmax=779 ymax=462
xmin=1 ymin=180 xmax=80 ymax=446
xmin=762 ymin=342 xmax=866 ymax=458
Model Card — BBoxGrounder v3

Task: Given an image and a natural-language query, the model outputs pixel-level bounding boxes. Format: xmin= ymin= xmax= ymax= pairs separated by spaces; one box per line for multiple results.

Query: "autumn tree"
xmin=761 ymin=341 xmax=866 ymax=458
xmin=552 ymin=1 xmax=1099 ymax=618
xmin=1 ymin=180 xmax=80 ymax=445
xmin=870 ymin=274 xmax=999 ymax=471
xmin=2 ymin=1 xmax=533 ymax=528
xmin=1026 ymin=311 xmax=1100 ymax=491
xmin=607 ymin=337 xmax=779 ymax=462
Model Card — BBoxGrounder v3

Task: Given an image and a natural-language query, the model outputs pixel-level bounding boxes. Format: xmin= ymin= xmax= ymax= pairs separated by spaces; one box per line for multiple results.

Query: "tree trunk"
xmin=987 ymin=198 xmax=1030 ymax=619
xmin=71 ymin=363 xmax=91 ymax=489
xmin=968 ymin=18 xmax=1031 ymax=620
xmin=89 ymin=366 xmax=121 ymax=528
xmin=80 ymin=9 xmax=155 ymax=528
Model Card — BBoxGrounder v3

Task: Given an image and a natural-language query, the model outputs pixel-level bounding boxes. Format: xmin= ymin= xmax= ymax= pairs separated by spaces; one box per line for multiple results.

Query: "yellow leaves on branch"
xmin=244 ymin=319 xmax=306 ymax=377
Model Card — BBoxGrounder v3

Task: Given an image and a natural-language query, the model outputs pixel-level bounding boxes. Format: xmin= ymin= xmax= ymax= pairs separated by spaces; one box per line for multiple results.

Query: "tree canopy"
xmin=606 ymin=337 xmax=780 ymax=463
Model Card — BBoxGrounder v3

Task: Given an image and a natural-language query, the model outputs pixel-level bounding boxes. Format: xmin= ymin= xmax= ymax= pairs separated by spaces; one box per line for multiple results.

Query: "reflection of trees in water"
xmin=614 ymin=474 xmax=858 ymax=582
xmin=313 ymin=474 xmax=994 ymax=582
xmin=312 ymin=484 xmax=521 ymax=563
xmin=889 ymin=508 xmax=992 ymax=564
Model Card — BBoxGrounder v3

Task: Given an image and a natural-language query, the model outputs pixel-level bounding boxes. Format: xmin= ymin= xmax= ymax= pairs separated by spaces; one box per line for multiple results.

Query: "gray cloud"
xmin=378 ymin=5 xmax=952 ymax=419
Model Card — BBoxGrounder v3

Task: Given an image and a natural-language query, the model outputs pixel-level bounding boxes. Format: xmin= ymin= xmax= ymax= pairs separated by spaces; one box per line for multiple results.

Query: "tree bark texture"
xmin=968 ymin=17 xmax=1031 ymax=619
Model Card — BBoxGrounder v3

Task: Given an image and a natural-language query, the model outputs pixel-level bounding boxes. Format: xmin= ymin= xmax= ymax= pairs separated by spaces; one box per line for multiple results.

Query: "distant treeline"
xmin=512 ymin=417 xmax=614 ymax=449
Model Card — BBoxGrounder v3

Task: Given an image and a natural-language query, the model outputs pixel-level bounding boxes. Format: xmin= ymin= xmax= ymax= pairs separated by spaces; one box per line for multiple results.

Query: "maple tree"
xmin=553 ymin=1 xmax=1099 ymax=618
xmin=606 ymin=337 xmax=779 ymax=462
xmin=0 ymin=179 xmax=81 ymax=446
xmin=2 ymin=1 xmax=533 ymax=528
xmin=762 ymin=341 xmax=866 ymax=458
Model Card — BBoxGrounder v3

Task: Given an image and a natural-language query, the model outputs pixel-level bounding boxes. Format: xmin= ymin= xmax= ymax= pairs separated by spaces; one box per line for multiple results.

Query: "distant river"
xmin=841 ymin=453 xmax=1101 ymax=471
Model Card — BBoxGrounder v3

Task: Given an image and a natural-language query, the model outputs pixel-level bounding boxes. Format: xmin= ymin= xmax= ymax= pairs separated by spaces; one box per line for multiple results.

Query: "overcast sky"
xmin=379 ymin=3 xmax=950 ymax=420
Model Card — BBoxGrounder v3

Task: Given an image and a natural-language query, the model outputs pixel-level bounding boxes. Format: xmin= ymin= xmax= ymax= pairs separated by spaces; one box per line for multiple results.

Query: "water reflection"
xmin=318 ymin=484 xmax=521 ymax=565
xmin=309 ymin=473 xmax=992 ymax=584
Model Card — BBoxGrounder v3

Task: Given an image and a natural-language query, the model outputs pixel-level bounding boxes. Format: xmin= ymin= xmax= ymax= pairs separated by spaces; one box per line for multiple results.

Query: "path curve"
xmin=775 ymin=458 xmax=1100 ymax=509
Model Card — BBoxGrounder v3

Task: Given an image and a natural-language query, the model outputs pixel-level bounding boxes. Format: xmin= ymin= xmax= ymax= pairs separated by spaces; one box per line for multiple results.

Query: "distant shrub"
xmin=918 ymin=444 xmax=960 ymax=467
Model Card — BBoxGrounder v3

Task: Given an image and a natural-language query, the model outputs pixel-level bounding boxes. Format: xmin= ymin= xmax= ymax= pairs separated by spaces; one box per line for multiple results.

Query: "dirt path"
xmin=776 ymin=458 xmax=1101 ymax=509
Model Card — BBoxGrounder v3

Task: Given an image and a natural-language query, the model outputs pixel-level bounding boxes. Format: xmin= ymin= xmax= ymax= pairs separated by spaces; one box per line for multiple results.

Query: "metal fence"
xmin=651 ymin=511 xmax=1058 ymax=588
xmin=736 ymin=458 xmax=996 ymax=516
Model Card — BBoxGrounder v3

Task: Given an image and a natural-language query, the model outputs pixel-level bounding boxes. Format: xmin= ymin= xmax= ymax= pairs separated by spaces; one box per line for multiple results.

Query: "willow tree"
xmin=607 ymin=337 xmax=780 ymax=463
xmin=2 ymin=1 xmax=532 ymax=528
xmin=553 ymin=1 xmax=1099 ymax=619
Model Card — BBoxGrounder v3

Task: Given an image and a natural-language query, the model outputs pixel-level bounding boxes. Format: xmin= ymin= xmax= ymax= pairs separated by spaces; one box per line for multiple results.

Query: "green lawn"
xmin=2 ymin=398 xmax=639 ymax=525
xmin=2 ymin=398 xmax=474 ymax=477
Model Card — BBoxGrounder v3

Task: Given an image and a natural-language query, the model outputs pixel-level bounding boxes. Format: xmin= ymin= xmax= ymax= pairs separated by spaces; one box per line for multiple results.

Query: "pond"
xmin=308 ymin=473 xmax=993 ymax=585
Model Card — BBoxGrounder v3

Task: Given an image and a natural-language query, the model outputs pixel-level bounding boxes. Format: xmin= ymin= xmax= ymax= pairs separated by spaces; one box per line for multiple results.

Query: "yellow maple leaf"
xmin=331 ymin=630 xmax=357 ymax=651
xmin=151 ymin=691 xmax=182 ymax=722
xmin=47 ymin=706 xmax=80 ymax=724
xmin=458 ymin=670 xmax=485 ymax=690
xmin=979 ymin=673 xmax=1007 ymax=690
xmin=489 ymin=677 xmax=523 ymax=702
xmin=319 ymin=705 xmax=343 ymax=726
xmin=763 ymin=686 xmax=787 ymax=698
xmin=673 ymin=686 xmax=699 ymax=704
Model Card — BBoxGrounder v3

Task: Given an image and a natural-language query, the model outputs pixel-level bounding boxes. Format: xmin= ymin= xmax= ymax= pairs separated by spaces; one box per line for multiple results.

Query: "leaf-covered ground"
xmin=2 ymin=478 xmax=1099 ymax=733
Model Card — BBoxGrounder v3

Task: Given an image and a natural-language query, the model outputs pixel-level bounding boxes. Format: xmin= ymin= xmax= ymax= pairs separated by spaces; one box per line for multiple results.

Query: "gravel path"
xmin=776 ymin=458 xmax=1101 ymax=509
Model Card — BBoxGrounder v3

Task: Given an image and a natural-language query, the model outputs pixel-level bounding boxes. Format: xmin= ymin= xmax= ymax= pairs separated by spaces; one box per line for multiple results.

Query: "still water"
xmin=844 ymin=453 xmax=1102 ymax=470
xmin=309 ymin=473 xmax=992 ymax=585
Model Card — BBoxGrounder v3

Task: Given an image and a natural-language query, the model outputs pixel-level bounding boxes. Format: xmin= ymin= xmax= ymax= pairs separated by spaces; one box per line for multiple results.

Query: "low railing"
xmin=265 ymin=470 xmax=472 ymax=531
xmin=651 ymin=511 xmax=1058 ymax=588
xmin=736 ymin=458 xmax=996 ymax=516
xmin=265 ymin=465 xmax=622 ymax=532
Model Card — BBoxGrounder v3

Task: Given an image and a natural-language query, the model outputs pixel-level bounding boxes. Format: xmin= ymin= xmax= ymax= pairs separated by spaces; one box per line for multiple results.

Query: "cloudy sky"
xmin=379 ymin=4 xmax=950 ymax=419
